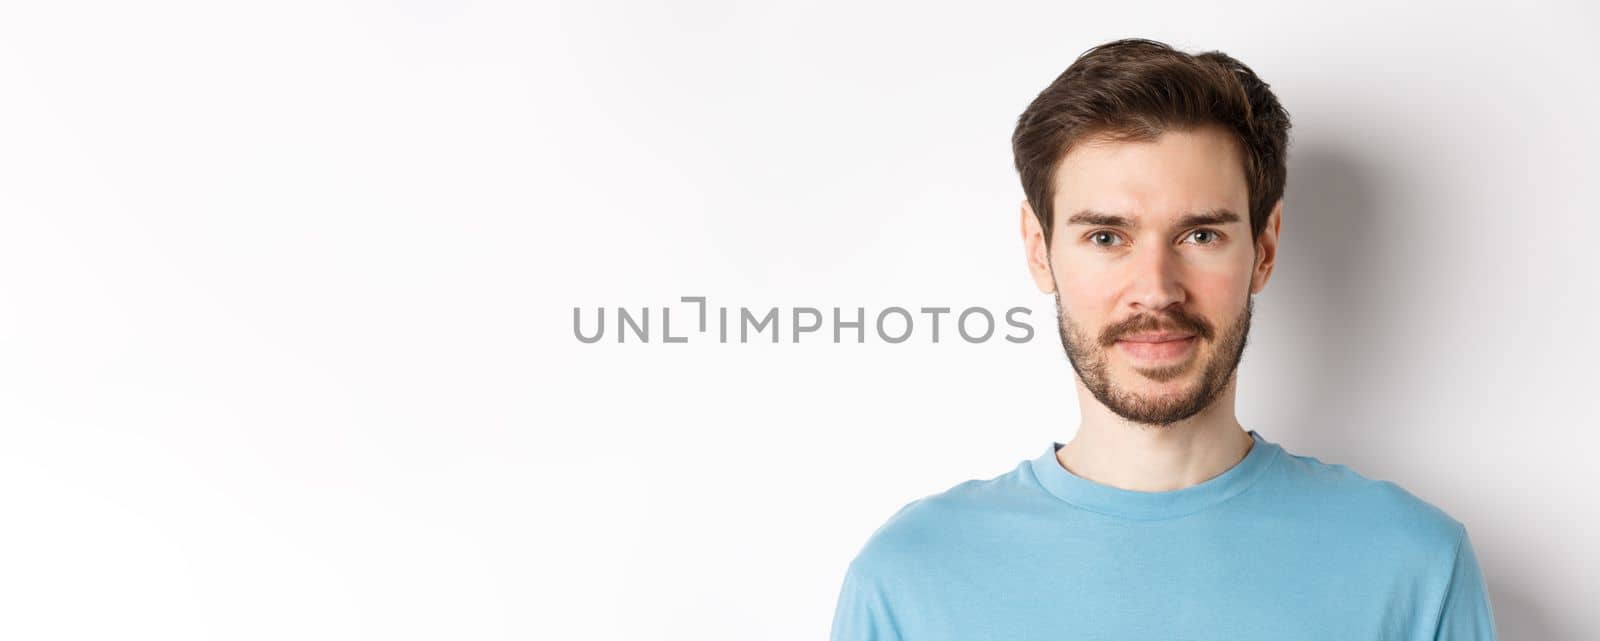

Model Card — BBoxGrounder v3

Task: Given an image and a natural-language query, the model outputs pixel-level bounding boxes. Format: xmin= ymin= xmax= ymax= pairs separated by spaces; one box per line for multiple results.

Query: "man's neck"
xmin=1057 ymin=381 xmax=1254 ymax=493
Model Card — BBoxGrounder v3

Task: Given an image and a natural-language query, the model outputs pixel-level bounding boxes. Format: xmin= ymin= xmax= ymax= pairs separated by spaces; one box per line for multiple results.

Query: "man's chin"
xmin=1109 ymin=380 xmax=1199 ymax=403
xmin=1115 ymin=355 xmax=1201 ymax=384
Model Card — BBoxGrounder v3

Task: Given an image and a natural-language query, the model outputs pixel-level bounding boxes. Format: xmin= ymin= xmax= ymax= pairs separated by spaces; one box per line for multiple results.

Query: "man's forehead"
xmin=1050 ymin=128 xmax=1250 ymax=220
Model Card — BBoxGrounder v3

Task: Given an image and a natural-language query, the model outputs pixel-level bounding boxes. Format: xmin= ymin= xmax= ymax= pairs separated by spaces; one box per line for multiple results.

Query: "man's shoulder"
xmin=845 ymin=462 xmax=1039 ymax=578
xmin=1271 ymin=445 xmax=1466 ymax=549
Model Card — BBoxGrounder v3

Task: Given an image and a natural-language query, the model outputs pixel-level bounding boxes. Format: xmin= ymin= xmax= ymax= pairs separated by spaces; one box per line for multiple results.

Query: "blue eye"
xmin=1087 ymin=231 xmax=1122 ymax=247
xmin=1188 ymin=229 xmax=1223 ymax=245
xmin=1086 ymin=228 xmax=1225 ymax=249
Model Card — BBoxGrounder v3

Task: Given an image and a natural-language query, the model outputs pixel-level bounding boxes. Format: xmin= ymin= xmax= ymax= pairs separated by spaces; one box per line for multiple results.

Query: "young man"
xmin=829 ymin=39 xmax=1498 ymax=640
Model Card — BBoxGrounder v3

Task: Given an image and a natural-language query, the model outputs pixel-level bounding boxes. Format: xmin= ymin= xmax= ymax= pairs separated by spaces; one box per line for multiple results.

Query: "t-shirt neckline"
xmin=1028 ymin=429 xmax=1283 ymax=521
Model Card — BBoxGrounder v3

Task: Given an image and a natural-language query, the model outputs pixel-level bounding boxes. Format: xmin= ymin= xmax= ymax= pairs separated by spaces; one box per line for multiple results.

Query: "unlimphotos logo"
xmin=574 ymin=296 xmax=1036 ymax=344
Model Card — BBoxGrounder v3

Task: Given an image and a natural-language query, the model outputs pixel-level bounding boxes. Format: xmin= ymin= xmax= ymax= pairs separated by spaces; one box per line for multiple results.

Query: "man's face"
xmin=1021 ymin=125 xmax=1280 ymax=427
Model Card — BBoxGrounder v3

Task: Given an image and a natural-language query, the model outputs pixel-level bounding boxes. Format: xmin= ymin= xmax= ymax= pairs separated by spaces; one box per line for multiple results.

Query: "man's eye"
xmin=1088 ymin=231 xmax=1122 ymax=247
xmin=1187 ymin=229 xmax=1223 ymax=245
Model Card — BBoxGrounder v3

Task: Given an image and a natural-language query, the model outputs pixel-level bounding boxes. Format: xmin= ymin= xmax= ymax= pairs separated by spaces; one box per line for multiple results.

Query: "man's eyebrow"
xmin=1063 ymin=209 xmax=1242 ymax=229
xmin=1177 ymin=209 xmax=1243 ymax=228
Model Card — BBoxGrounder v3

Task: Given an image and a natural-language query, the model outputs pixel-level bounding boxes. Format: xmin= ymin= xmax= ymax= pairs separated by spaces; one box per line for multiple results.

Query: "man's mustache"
xmin=1100 ymin=313 xmax=1213 ymax=346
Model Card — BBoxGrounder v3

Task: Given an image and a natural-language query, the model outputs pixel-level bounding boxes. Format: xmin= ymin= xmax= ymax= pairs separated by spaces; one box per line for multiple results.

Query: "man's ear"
xmin=1021 ymin=199 xmax=1056 ymax=294
xmin=1250 ymin=198 xmax=1283 ymax=295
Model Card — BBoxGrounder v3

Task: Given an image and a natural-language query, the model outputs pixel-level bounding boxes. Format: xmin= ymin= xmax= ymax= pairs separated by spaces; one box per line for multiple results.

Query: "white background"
xmin=1 ymin=1 xmax=1596 ymax=639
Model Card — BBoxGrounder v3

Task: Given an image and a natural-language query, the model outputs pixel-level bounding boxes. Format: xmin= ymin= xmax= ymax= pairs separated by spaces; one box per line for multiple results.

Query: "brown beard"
xmin=1054 ymin=291 xmax=1254 ymax=427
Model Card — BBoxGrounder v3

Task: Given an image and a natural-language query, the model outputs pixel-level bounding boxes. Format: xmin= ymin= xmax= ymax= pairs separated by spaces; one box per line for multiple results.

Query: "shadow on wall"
xmin=1267 ymin=143 xmax=1394 ymax=456
xmin=1271 ymin=143 xmax=1561 ymax=640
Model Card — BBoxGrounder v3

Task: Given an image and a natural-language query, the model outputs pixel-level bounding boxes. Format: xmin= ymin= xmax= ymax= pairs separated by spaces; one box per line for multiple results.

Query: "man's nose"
xmin=1125 ymin=245 xmax=1187 ymax=313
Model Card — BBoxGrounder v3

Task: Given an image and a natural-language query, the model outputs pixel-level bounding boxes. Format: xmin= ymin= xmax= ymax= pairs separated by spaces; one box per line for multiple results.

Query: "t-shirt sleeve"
xmin=1431 ymin=525 xmax=1499 ymax=640
xmin=829 ymin=562 xmax=902 ymax=641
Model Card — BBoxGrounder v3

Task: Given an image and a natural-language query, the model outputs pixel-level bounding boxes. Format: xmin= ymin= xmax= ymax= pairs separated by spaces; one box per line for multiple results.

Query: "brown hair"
xmin=1011 ymin=38 xmax=1291 ymax=247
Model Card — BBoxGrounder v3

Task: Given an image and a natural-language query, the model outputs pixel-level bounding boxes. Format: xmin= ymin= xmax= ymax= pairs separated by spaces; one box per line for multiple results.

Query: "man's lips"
xmin=1115 ymin=334 xmax=1197 ymax=361
xmin=1117 ymin=333 xmax=1195 ymax=343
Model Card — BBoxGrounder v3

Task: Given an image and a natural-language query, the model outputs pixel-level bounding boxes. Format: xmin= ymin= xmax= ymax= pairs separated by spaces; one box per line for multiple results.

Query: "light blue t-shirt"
xmin=830 ymin=430 xmax=1497 ymax=640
